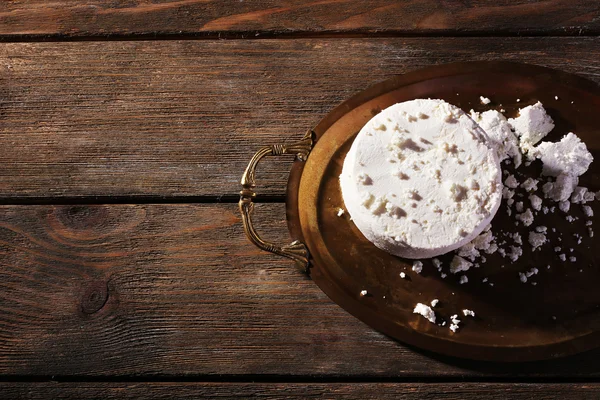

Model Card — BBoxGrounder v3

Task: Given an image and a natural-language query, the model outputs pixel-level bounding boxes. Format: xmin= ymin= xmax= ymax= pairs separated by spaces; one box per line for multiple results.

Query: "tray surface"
xmin=287 ymin=61 xmax=600 ymax=361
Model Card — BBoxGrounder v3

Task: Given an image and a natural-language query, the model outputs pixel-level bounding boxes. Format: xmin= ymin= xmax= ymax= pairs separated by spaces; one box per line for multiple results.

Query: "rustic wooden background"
xmin=1 ymin=1 xmax=600 ymax=398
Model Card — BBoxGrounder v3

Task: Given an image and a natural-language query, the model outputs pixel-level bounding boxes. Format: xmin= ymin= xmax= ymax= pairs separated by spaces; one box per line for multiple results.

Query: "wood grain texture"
xmin=3 ymin=382 xmax=600 ymax=399
xmin=2 ymin=38 xmax=600 ymax=199
xmin=0 ymin=0 xmax=599 ymax=38
xmin=2 ymin=203 xmax=600 ymax=378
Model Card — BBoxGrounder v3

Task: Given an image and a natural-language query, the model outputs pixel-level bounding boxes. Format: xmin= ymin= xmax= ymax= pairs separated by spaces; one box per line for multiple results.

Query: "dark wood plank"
xmin=1 ymin=1 xmax=599 ymax=38
xmin=2 ymin=203 xmax=600 ymax=378
xmin=2 ymin=382 xmax=600 ymax=399
xmin=1 ymin=38 xmax=600 ymax=200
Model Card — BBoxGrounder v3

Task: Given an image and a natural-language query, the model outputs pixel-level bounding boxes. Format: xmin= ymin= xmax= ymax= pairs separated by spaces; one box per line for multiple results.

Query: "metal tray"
xmin=240 ymin=61 xmax=600 ymax=362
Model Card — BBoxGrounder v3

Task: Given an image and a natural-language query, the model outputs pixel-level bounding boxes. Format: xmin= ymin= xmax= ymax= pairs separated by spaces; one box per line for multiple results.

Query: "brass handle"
xmin=239 ymin=130 xmax=313 ymax=274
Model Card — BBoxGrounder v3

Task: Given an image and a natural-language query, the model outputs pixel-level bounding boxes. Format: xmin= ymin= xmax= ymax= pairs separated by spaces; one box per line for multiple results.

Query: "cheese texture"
xmin=533 ymin=132 xmax=593 ymax=177
xmin=470 ymin=110 xmax=521 ymax=167
xmin=340 ymin=99 xmax=502 ymax=259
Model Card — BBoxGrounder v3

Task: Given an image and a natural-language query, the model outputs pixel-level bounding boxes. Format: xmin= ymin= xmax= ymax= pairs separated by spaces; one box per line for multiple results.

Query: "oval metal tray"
xmin=241 ymin=61 xmax=600 ymax=362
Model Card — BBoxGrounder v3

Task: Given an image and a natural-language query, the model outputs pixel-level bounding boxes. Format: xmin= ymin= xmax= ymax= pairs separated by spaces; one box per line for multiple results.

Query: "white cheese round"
xmin=340 ymin=99 xmax=502 ymax=259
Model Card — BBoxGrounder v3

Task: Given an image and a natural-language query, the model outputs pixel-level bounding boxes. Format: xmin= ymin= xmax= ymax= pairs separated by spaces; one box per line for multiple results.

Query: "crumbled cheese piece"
xmin=570 ymin=256 xmax=577 ymax=262
xmin=459 ymin=275 xmax=469 ymax=284
xmin=450 ymin=256 xmax=473 ymax=274
xmin=458 ymin=242 xmax=480 ymax=261
xmin=519 ymin=272 xmax=528 ymax=283
xmin=503 ymin=188 xmax=515 ymax=200
xmin=584 ymin=191 xmax=596 ymax=202
xmin=586 ymin=220 xmax=593 ymax=226
xmin=571 ymin=186 xmax=588 ymax=203
xmin=558 ymin=200 xmax=570 ymax=213
xmin=400 ymin=272 xmax=406 ymax=279
xmin=508 ymin=246 xmax=523 ymax=262
xmin=566 ymin=215 xmax=577 ymax=222
xmin=554 ymin=246 xmax=561 ymax=252
xmin=512 ymin=232 xmax=523 ymax=245
xmin=545 ymin=174 xmax=579 ymax=202
xmin=432 ymin=258 xmax=442 ymax=271
xmin=463 ymin=309 xmax=476 ymax=317
xmin=515 ymin=201 xmax=524 ymax=212
xmin=431 ymin=299 xmax=439 ymax=307
xmin=470 ymin=110 xmax=521 ymax=166
xmin=516 ymin=208 xmax=534 ymax=226
xmin=534 ymin=132 xmax=593 ymax=177
xmin=450 ymin=324 xmax=459 ymax=332
xmin=521 ymin=178 xmax=538 ymax=192
xmin=559 ymin=254 xmax=567 ymax=261
xmin=504 ymin=175 xmax=519 ymax=189
xmin=529 ymin=194 xmax=543 ymax=211
xmin=480 ymin=96 xmax=491 ymax=105
xmin=507 ymin=198 xmax=515 ymax=206
xmin=525 ymin=267 xmax=539 ymax=278
xmin=509 ymin=101 xmax=555 ymax=152
xmin=412 ymin=261 xmax=423 ymax=274
xmin=337 ymin=208 xmax=345 ymax=217
xmin=582 ymin=205 xmax=594 ymax=217
xmin=413 ymin=303 xmax=436 ymax=323
xmin=535 ymin=226 xmax=547 ymax=233
xmin=360 ymin=290 xmax=368 ymax=296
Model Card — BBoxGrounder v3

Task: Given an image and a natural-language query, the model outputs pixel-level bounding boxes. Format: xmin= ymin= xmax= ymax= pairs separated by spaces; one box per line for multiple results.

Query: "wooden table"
xmin=1 ymin=1 xmax=600 ymax=398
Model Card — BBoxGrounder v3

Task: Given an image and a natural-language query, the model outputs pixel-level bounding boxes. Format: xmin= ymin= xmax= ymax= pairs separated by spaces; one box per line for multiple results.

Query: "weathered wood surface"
xmin=1 ymin=0 xmax=599 ymax=39
xmin=3 ymin=382 xmax=600 ymax=399
xmin=2 ymin=203 xmax=600 ymax=378
xmin=1 ymin=37 xmax=600 ymax=200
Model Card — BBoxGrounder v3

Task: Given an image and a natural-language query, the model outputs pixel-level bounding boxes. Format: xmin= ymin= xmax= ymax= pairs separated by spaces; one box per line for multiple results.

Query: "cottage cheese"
xmin=340 ymin=99 xmax=502 ymax=258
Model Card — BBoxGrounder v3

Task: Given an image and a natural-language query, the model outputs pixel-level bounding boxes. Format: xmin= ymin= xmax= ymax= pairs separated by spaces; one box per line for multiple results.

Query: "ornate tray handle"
xmin=239 ymin=130 xmax=313 ymax=274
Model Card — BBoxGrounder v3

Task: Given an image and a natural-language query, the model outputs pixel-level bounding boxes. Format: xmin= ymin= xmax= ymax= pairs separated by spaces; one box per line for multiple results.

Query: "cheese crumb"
xmin=412 ymin=261 xmax=423 ymax=274
xmin=521 ymin=178 xmax=538 ymax=192
xmin=504 ymin=175 xmax=519 ymax=189
xmin=450 ymin=256 xmax=473 ymax=274
xmin=509 ymin=101 xmax=555 ymax=152
xmin=480 ymin=96 xmax=491 ymax=105
xmin=582 ymin=205 xmax=594 ymax=217
xmin=360 ymin=290 xmax=368 ymax=296
xmin=571 ymin=186 xmax=588 ymax=203
xmin=516 ymin=208 xmax=534 ymax=226
xmin=400 ymin=272 xmax=406 ymax=279
xmin=337 ymin=208 xmax=345 ymax=217
xmin=431 ymin=299 xmax=439 ymax=307
xmin=413 ymin=303 xmax=436 ymax=323
xmin=519 ymin=272 xmax=527 ymax=283
xmin=529 ymin=194 xmax=543 ymax=211
xmin=459 ymin=275 xmax=468 ymax=284
xmin=463 ymin=309 xmax=475 ymax=317
xmin=558 ymin=200 xmax=570 ymax=213
xmin=529 ymin=231 xmax=547 ymax=251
